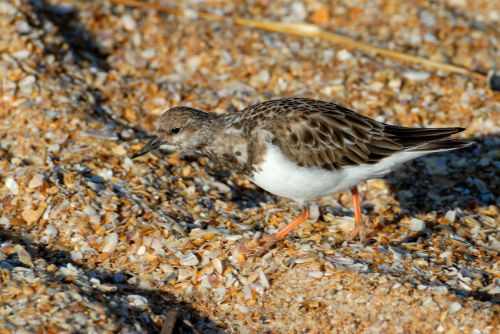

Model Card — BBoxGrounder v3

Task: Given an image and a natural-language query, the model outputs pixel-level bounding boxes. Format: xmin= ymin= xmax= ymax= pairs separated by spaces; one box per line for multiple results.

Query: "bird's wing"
xmin=243 ymin=98 xmax=464 ymax=170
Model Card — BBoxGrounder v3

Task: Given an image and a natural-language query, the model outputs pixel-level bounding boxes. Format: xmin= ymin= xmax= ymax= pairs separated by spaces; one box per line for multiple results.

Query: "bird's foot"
xmin=252 ymin=207 xmax=311 ymax=257
xmin=345 ymin=217 xmax=368 ymax=242
xmin=236 ymin=234 xmax=279 ymax=257
xmin=254 ymin=234 xmax=280 ymax=257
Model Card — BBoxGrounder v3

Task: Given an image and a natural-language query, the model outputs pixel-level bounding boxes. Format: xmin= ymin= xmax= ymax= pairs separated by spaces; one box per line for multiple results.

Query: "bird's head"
xmin=132 ymin=106 xmax=215 ymax=159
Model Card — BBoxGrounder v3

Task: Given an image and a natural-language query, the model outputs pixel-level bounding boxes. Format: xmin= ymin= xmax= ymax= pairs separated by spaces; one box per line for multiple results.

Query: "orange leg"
xmin=276 ymin=208 xmax=311 ymax=239
xmin=257 ymin=208 xmax=311 ymax=255
xmin=347 ymin=186 xmax=366 ymax=241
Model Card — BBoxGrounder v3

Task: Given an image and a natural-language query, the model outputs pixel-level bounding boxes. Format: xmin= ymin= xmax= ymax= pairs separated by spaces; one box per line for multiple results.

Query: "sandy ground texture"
xmin=1 ymin=0 xmax=499 ymax=333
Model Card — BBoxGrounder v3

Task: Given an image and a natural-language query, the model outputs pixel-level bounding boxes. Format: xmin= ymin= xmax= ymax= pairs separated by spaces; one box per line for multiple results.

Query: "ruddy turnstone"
xmin=133 ymin=98 xmax=470 ymax=251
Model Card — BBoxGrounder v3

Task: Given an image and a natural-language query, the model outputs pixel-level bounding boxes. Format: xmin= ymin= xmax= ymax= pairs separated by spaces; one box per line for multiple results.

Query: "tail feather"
xmin=408 ymin=139 xmax=473 ymax=153
xmin=384 ymin=125 xmax=467 ymax=149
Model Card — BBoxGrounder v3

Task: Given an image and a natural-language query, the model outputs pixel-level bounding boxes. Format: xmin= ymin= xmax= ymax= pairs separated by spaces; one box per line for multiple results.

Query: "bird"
xmin=132 ymin=97 xmax=470 ymax=252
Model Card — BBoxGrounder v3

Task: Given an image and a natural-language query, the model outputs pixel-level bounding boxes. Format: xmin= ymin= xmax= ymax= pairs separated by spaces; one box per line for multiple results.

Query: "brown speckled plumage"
xmin=221 ymin=98 xmax=468 ymax=172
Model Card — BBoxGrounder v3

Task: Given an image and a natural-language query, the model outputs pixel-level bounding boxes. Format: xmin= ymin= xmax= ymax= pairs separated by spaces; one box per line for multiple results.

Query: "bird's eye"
xmin=171 ymin=128 xmax=181 ymax=134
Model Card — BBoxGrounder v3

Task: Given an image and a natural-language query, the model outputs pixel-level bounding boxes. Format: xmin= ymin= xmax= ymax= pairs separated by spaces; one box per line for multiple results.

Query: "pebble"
xmin=217 ymin=81 xmax=255 ymax=97
xmin=424 ymin=157 xmax=449 ymax=176
xmin=177 ymin=269 xmax=193 ymax=281
xmin=18 ymin=75 xmax=36 ymax=94
xmin=311 ymin=5 xmax=329 ymax=25
xmin=404 ymin=71 xmax=430 ymax=81
xmin=137 ymin=245 xmax=146 ymax=255
xmin=28 ymin=174 xmax=44 ymax=188
xmin=444 ymin=210 xmax=456 ymax=223
xmin=370 ymin=82 xmax=384 ymax=92
xmin=409 ymin=30 xmax=422 ymax=45
xmin=212 ymin=258 xmax=223 ymax=274
xmin=420 ymin=11 xmax=436 ymax=27
xmin=336 ymin=49 xmax=353 ymax=61
xmin=258 ymin=271 xmax=270 ymax=289
xmin=113 ymin=274 xmax=128 ymax=284
xmin=430 ymin=286 xmax=448 ymax=295
xmin=478 ymin=157 xmax=490 ymax=167
xmin=409 ymin=218 xmax=426 ymax=232
xmin=330 ymin=257 xmax=355 ymax=265
xmin=424 ymin=33 xmax=439 ymax=44
xmin=60 ymin=263 xmax=81 ymax=277
xmin=200 ymin=276 xmax=213 ymax=289
xmin=214 ymin=286 xmax=227 ymax=300
xmin=127 ymin=295 xmax=149 ymax=310
xmin=97 ymin=169 xmax=113 ymax=181
xmin=51 ymin=3 xmax=75 ymax=15
xmin=0 ymin=2 xmax=16 ymax=15
xmin=121 ymin=14 xmax=136 ymax=31
xmin=0 ymin=216 xmax=9 ymax=227
xmin=212 ymin=181 xmax=231 ymax=194
xmin=488 ymin=286 xmax=500 ymax=295
xmin=14 ymin=245 xmax=33 ymax=267
xmin=473 ymin=179 xmax=489 ymax=193
xmin=422 ymin=298 xmax=438 ymax=308
xmin=224 ymin=235 xmax=243 ymax=241
xmin=289 ymin=2 xmax=307 ymax=21
xmin=5 ymin=176 xmax=19 ymax=195
xmin=97 ymin=284 xmax=118 ymax=292
xmin=70 ymin=251 xmax=83 ymax=261
xmin=250 ymin=70 xmax=270 ymax=86
xmin=187 ymin=56 xmax=201 ymax=73
xmin=12 ymin=50 xmax=30 ymax=59
xmin=102 ymin=233 xmax=118 ymax=253
xmin=180 ymin=252 xmax=199 ymax=266
xmin=307 ymin=271 xmax=324 ymax=279
xmin=21 ymin=207 xmax=44 ymax=224
xmin=141 ymin=48 xmax=156 ymax=60
xmin=16 ymin=21 xmax=31 ymax=34
xmin=43 ymin=224 xmax=58 ymax=238
xmin=326 ymin=216 xmax=354 ymax=232
xmin=123 ymin=157 xmax=134 ymax=169
xmin=83 ymin=206 xmax=100 ymax=224
xmin=88 ymin=176 xmax=105 ymax=183
xmin=236 ymin=305 xmax=249 ymax=314
xmin=448 ymin=302 xmax=462 ymax=313
xmin=112 ymin=145 xmax=127 ymax=156
xmin=388 ymin=78 xmax=402 ymax=89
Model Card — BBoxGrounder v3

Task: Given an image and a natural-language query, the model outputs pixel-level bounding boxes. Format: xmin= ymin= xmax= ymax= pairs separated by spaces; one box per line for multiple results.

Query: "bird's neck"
xmin=198 ymin=116 xmax=251 ymax=174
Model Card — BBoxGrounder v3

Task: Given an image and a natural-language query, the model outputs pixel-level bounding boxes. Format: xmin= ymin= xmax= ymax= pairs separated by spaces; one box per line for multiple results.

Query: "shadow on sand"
xmin=0 ymin=227 xmax=222 ymax=333
xmin=389 ymin=134 xmax=498 ymax=215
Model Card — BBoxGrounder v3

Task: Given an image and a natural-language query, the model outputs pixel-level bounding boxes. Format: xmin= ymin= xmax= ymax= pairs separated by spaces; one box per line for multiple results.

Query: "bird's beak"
xmin=132 ymin=136 xmax=163 ymax=159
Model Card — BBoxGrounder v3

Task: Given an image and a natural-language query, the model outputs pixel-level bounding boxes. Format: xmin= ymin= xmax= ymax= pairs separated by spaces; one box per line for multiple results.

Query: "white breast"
xmin=250 ymin=143 xmax=426 ymax=204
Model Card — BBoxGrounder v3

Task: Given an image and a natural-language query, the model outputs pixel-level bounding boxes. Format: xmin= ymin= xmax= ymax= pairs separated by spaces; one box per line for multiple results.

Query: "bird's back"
xmin=231 ymin=97 xmax=470 ymax=171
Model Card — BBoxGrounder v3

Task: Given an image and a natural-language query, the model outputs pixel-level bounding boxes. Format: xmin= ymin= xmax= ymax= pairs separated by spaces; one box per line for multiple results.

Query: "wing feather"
xmin=234 ymin=98 xmax=466 ymax=170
